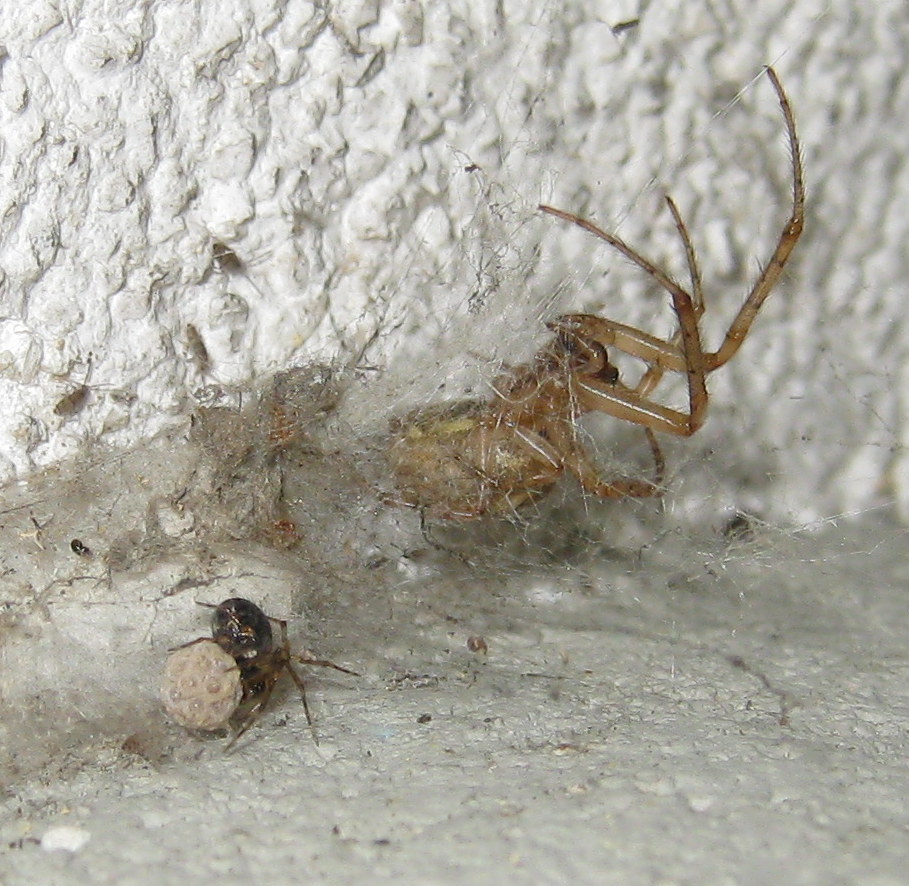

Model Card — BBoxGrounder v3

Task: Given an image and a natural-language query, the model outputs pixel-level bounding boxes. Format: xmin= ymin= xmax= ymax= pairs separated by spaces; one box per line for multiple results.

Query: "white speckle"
xmin=41 ymin=825 xmax=91 ymax=853
xmin=155 ymin=501 xmax=196 ymax=538
xmin=686 ymin=793 xmax=714 ymax=813
xmin=525 ymin=582 xmax=564 ymax=605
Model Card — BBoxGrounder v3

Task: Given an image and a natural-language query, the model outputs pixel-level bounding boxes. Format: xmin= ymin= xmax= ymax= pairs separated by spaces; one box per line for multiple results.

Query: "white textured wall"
xmin=1 ymin=0 xmax=907 ymax=526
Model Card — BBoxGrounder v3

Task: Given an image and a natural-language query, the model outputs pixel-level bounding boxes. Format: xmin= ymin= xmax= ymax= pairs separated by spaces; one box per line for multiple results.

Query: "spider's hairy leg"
xmin=283 ymin=654 xmax=360 ymax=745
xmin=225 ymin=678 xmax=280 ymax=751
xmin=538 ymin=209 xmax=708 ymax=435
xmin=544 ymin=420 xmax=664 ymax=497
xmin=284 ymin=660 xmax=317 ymax=742
xmin=549 ymin=314 xmax=706 ymax=437
xmin=636 ymin=195 xmax=704 ymax=398
xmin=273 ymin=617 xmax=318 ymax=741
xmin=539 ymin=67 xmax=803 ymax=432
xmin=293 ymin=654 xmax=361 ymax=677
xmin=705 ymin=66 xmax=805 ymax=370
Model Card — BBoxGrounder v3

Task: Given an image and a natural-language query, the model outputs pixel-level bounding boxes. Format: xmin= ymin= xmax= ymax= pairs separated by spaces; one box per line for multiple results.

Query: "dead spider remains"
xmin=388 ymin=68 xmax=804 ymax=519
xmin=162 ymin=597 xmax=358 ymax=748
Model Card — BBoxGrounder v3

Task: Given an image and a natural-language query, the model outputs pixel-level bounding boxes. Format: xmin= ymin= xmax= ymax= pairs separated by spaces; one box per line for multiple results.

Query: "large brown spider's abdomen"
xmin=388 ymin=399 xmax=558 ymax=519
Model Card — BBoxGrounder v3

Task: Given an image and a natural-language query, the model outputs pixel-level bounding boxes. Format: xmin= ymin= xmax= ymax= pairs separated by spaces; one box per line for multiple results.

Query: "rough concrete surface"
xmin=1 ymin=432 xmax=908 ymax=885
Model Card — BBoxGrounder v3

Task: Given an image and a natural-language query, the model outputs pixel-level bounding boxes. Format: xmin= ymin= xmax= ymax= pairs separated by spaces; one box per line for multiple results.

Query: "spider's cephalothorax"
xmin=212 ymin=597 xmax=275 ymax=663
xmin=211 ymin=597 xmax=279 ymax=698
xmin=388 ymin=68 xmax=804 ymax=520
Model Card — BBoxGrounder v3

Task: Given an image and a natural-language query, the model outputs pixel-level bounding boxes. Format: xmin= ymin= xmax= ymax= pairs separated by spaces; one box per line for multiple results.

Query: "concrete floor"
xmin=1 ymin=433 xmax=907 ymax=886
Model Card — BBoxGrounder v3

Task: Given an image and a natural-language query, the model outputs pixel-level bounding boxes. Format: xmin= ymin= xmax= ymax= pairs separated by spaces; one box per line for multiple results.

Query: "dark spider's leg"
xmin=283 ymin=660 xmax=317 ymax=743
xmin=286 ymin=654 xmax=361 ymax=746
xmin=289 ymin=653 xmax=360 ymax=744
xmin=293 ymin=655 xmax=360 ymax=676
xmin=287 ymin=655 xmax=362 ymax=744
xmin=417 ymin=508 xmax=477 ymax=562
xmin=225 ymin=679 xmax=279 ymax=752
xmin=272 ymin=617 xmax=318 ymax=740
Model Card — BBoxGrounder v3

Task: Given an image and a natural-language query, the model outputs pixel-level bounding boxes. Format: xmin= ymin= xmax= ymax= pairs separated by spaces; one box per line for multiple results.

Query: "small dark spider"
xmin=202 ymin=597 xmax=357 ymax=748
xmin=70 ymin=538 xmax=92 ymax=557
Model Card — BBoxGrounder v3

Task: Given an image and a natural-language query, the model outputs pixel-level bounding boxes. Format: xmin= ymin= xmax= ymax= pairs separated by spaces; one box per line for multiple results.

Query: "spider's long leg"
xmin=705 ymin=66 xmax=804 ymax=370
xmin=286 ymin=653 xmax=360 ymax=744
xmin=643 ymin=427 xmax=665 ymax=489
xmin=549 ymin=313 xmax=707 ymax=435
xmin=568 ymin=366 xmax=703 ymax=437
xmin=225 ymin=681 xmax=278 ymax=752
xmin=284 ymin=661 xmax=317 ymax=742
xmin=666 ymin=195 xmax=705 ymax=315
xmin=636 ymin=195 xmax=704 ymax=398
xmin=293 ymin=654 xmax=360 ymax=676
xmin=544 ymin=420 xmax=664 ymax=497
xmin=539 ymin=208 xmax=708 ymax=434
xmin=277 ymin=618 xmax=319 ymax=743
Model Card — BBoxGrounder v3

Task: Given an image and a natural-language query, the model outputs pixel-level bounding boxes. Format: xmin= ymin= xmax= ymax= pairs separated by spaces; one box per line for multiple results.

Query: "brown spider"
xmin=388 ymin=68 xmax=804 ymax=520
xmin=167 ymin=598 xmax=358 ymax=748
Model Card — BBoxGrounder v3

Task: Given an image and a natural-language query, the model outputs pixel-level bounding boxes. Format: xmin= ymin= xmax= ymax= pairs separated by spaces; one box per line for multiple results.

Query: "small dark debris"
xmin=722 ymin=512 xmax=756 ymax=541
xmin=211 ymin=242 xmax=243 ymax=273
xmin=356 ymin=48 xmax=385 ymax=87
xmin=417 ymin=713 xmax=432 ymax=724
xmin=387 ymin=671 xmax=440 ymax=690
xmin=611 ymin=18 xmax=639 ymax=35
xmin=185 ymin=324 xmax=210 ymax=373
xmin=466 ymin=635 xmax=488 ymax=654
